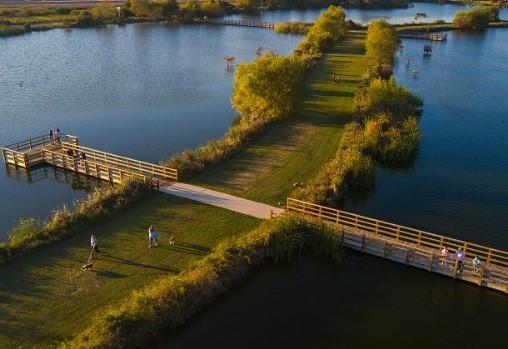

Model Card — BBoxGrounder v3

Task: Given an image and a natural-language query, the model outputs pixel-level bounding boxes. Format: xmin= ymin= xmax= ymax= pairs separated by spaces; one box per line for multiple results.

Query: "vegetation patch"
xmin=62 ymin=214 xmax=342 ymax=349
xmin=453 ymin=5 xmax=499 ymax=31
xmin=274 ymin=21 xmax=311 ymax=34
xmin=295 ymin=20 xmax=422 ymax=206
xmin=0 ymin=180 xmax=152 ymax=265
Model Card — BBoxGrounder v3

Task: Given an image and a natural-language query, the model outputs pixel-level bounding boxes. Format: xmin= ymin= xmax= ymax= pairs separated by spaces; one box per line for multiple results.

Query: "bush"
xmin=365 ymin=19 xmax=399 ymax=73
xmin=91 ymin=2 xmax=117 ymax=20
xmin=354 ymin=77 xmax=422 ymax=118
xmin=74 ymin=10 xmax=93 ymax=27
xmin=274 ymin=21 xmax=310 ymax=34
xmin=298 ymin=5 xmax=346 ymax=54
xmin=453 ymin=6 xmax=493 ymax=30
xmin=0 ymin=180 xmax=152 ymax=265
xmin=63 ymin=215 xmax=343 ymax=348
xmin=129 ymin=0 xmax=179 ymax=17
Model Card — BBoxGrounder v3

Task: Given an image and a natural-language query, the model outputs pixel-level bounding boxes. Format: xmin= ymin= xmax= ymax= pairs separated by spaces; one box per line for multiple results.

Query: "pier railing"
xmin=287 ymin=198 xmax=508 ymax=269
xmin=60 ymin=142 xmax=178 ymax=182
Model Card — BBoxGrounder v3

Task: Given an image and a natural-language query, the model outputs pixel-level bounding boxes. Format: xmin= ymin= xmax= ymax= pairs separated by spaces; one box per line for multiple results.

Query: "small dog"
xmin=168 ymin=236 xmax=176 ymax=245
xmin=81 ymin=263 xmax=93 ymax=271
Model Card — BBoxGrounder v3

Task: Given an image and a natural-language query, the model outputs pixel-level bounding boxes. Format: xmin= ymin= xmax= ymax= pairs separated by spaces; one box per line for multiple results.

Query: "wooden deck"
xmin=208 ymin=19 xmax=275 ymax=29
xmin=1 ymin=134 xmax=178 ymax=188
xmin=287 ymin=198 xmax=508 ymax=294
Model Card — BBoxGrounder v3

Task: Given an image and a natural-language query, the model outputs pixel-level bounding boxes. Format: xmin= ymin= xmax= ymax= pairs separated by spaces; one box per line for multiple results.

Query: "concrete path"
xmin=160 ymin=182 xmax=284 ymax=220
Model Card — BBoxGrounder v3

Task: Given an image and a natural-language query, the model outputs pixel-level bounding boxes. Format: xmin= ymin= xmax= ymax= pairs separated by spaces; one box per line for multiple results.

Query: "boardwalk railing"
xmin=209 ymin=19 xmax=275 ymax=29
xmin=60 ymin=142 xmax=178 ymax=182
xmin=287 ymin=198 xmax=508 ymax=293
xmin=1 ymin=134 xmax=78 ymax=168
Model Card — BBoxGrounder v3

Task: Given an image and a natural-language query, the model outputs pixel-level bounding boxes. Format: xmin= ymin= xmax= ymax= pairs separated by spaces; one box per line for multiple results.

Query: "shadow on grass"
xmin=158 ymin=242 xmax=210 ymax=256
xmin=102 ymin=255 xmax=179 ymax=273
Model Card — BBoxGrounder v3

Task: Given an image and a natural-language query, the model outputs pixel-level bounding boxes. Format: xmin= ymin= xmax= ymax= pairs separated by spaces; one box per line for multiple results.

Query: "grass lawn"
xmin=0 ymin=193 xmax=259 ymax=348
xmin=190 ymin=30 xmax=366 ymax=206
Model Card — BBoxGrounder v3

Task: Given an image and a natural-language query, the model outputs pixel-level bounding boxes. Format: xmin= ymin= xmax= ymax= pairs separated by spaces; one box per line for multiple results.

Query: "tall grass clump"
xmin=63 ymin=214 xmax=343 ymax=348
xmin=0 ymin=180 xmax=152 ymax=264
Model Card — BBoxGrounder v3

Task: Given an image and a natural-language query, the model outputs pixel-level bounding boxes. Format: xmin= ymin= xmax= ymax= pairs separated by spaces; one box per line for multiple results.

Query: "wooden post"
xmin=354 ymin=216 xmax=359 ymax=229
xmin=336 ymin=210 xmax=340 ymax=226
xmin=477 ymin=266 xmax=484 ymax=286
xmin=486 ymin=249 xmax=492 ymax=266
xmin=2 ymin=148 xmax=7 ymax=163
xmin=29 ymin=139 xmax=32 ymax=150
xmin=428 ymin=253 xmax=434 ymax=271
xmin=23 ymin=153 xmax=28 ymax=168
xmin=84 ymin=160 xmax=89 ymax=176
xmin=374 ymin=221 xmax=379 ymax=235
xmin=396 ymin=226 xmax=401 ymax=241
xmin=453 ymin=259 xmax=459 ymax=278
xmin=417 ymin=231 xmax=422 ymax=246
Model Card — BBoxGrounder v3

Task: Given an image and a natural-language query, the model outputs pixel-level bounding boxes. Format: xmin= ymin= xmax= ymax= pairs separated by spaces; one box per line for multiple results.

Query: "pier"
xmin=287 ymin=198 xmax=508 ymax=294
xmin=398 ymin=31 xmax=447 ymax=41
xmin=1 ymin=134 xmax=178 ymax=188
xmin=209 ymin=19 xmax=275 ymax=29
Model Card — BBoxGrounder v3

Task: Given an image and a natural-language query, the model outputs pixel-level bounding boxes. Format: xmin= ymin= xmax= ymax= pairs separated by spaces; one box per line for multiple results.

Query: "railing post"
xmin=486 ymin=249 xmax=492 ymax=266
xmin=336 ymin=210 xmax=340 ymax=226
xmin=396 ymin=226 xmax=401 ymax=241
xmin=354 ymin=215 xmax=359 ymax=229
xmin=417 ymin=231 xmax=422 ymax=246
xmin=29 ymin=140 xmax=32 ymax=150
xmin=23 ymin=153 xmax=28 ymax=168
xmin=375 ymin=221 xmax=379 ymax=235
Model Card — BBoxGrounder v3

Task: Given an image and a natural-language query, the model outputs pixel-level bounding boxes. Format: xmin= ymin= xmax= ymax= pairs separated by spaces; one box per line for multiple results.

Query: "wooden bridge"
xmin=1 ymin=134 xmax=178 ymax=188
xmin=287 ymin=198 xmax=508 ymax=294
xmin=208 ymin=19 xmax=275 ymax=29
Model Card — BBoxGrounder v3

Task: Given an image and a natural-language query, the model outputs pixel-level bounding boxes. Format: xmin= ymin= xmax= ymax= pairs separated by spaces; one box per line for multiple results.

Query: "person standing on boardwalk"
xmin=473 ymin=256 xmax=481 ymax=274
xmin=90 ymin=234 xmax=101 ymax=257
xmin=148 ymin=225 xmax=159 ymax=248
xmin=440 ymin=246 xmax=448 ymax=266
xmin=49 ymin=129 xmax=54 ymax=143
xmin=455 ymin=247 xmax=465 ymax=273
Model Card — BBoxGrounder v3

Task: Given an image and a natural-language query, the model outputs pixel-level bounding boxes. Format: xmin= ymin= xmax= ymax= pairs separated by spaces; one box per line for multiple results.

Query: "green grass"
xmin=190 ymin=30 xmax=366 ymax=206
xmin=0 ymin=193 xmax=259 ymax=348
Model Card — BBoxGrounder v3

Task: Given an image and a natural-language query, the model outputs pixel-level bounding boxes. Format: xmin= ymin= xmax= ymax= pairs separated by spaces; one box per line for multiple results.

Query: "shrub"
xmin=91 ymin=2 xmax=117 ymax=20
xmin=128 ymin=0 xmax=178 ymax=17
xmin=453 ymin=6 xmax=493 ymax=30
xmin=74 ymin=10 xmax=93 ymax=27
xmin=274 ymin=21 xmax=310 ymax=34
xmin=200 ymin=0 xmax=225 ymax=18
xmin=0 ymin=180 xmax=152 ymax=265
xmin=62 ymin=214 xmax=343 ymax=348
xmin=354 ymin=77 xmax=422 ymax=118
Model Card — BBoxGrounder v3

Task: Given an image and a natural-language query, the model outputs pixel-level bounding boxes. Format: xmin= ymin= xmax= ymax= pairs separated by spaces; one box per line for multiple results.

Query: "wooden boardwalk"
xmin=208 ymin=19 xmax=275 ymax=29
xmin=1 ymin=134 xmax=177 ymax=188
xmin=2 ymin=134 xmax=508 ymax=294
xmin=287 ymin=198 xmax=508 ymax=294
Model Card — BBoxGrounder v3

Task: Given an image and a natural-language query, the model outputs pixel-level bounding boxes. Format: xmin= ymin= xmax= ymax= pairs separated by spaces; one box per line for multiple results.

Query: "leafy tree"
xmin=231 ymin=53 xmax=306 ymax=121
xmin=453 ymin=6 xmax=493 ymax=30
xmin=298 ymin=5 xmax=346 ymax=54
xmin=365 ymin=19 xmax=399 ymax=69
xmin=91 ymin=2 xmax=117 ymax=20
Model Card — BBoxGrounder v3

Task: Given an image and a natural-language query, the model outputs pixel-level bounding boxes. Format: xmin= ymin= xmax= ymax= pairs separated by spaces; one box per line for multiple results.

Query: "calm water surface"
xmin=0 ymin=23 xmax=300 ymax=238
xmin=157 ymin=29 xmax=508 ymax=348
xmin=228 ymin=3 xmax=508 ymax=24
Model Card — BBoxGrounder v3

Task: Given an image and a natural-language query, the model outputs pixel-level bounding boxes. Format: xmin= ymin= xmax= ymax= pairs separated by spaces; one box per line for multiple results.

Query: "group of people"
xmin=440 ymin=246 xmax=482 ymax=274
xmin=48 ymin=128 xmax=61 ymax=143
xmin=66 ymin=148 xmax=86 ymax=162
xmin=85 ymin=225 xmax=176 ymax=268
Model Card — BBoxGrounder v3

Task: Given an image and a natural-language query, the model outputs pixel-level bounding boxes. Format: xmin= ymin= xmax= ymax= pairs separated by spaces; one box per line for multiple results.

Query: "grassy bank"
xmin=189 ymin=30 xmax=366 ymax=206
xmin=63 ymin=215 xmax=343 ymax=348
xmin=0 ymin=194 xmax=259 ymax=348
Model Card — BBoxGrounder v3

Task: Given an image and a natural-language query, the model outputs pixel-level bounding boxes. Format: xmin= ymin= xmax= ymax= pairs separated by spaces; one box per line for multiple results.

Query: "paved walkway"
xmin=160 ymin=182 xmax=284 ymax=220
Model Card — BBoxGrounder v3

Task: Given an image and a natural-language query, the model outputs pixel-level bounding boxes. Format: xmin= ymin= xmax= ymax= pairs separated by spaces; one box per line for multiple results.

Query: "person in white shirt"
xmin=90 ymin=234 xmax=101 ymax=257
xmin=148 ymin=225 xmax=159 ymax=248
xmin=440 ymin=246 xmax=448 ymax=266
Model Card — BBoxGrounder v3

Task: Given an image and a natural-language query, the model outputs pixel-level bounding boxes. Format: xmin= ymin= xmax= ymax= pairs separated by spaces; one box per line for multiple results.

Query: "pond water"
xmin=156 ymin=27 xmax=508 ymax=349
xmin=0 ymin=23 xmax=300 ymax=238
xmin=227 ymin=3 xmax=508 ymax=25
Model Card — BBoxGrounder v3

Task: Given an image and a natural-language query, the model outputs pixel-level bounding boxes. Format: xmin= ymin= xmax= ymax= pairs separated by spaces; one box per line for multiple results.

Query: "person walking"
xmin=90 ymin=234 xmax=101 ymax=258
xmin=49 ymin=129 xmax=54 ymax=143
xmin=148 ymin=225 xmax=159 ymax=248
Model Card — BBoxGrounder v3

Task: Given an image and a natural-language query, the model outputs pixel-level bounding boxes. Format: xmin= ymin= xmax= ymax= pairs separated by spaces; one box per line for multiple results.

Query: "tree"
xmin=298 ymin=5 xmax=346 ymax=54
xmin=365 ymin=19 xmax=399 ymax=69
xmin=453 ymin=6 xmax=492 ymax=30
xmin=231 ymin=53 xmax=306 ymax=121
xmin=91 ymin=2 xmax=117 ymax=20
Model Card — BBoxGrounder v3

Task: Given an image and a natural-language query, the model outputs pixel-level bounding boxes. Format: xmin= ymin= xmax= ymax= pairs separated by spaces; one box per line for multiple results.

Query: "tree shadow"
xmin=91 ymin=268 xmax=127 ymax=279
